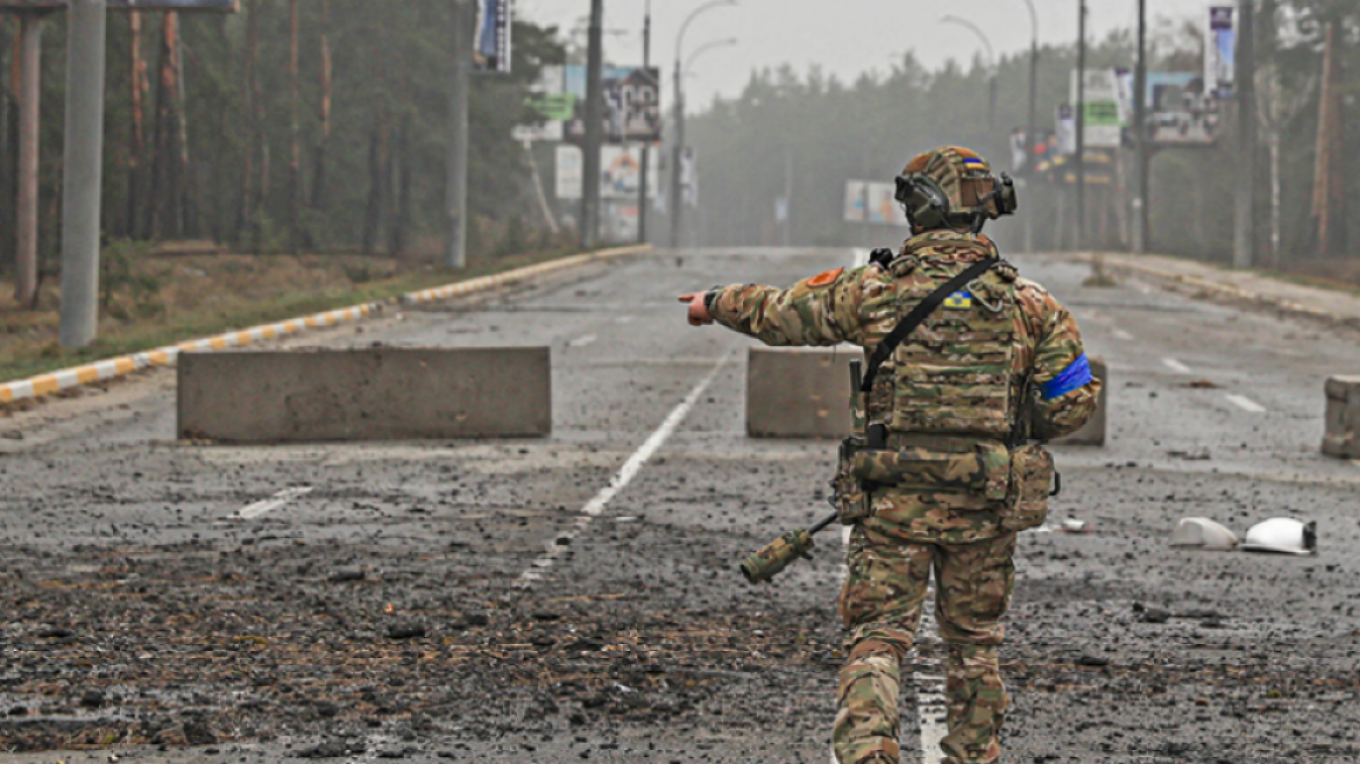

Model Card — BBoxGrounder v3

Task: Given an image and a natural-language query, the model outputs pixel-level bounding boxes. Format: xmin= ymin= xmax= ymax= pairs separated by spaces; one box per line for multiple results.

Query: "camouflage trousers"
xmin=834 ymin=524 xmax=1017 ymax=764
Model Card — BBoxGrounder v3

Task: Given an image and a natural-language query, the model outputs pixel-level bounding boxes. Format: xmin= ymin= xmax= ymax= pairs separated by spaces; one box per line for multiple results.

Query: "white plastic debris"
xmin=1169 ymin=517 xmax=1239 ymax=550
xmin=1241 ymin=517 xmax=1317 ymax=555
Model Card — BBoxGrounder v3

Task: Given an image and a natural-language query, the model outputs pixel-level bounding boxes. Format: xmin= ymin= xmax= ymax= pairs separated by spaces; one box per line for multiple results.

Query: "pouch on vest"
xmin=848 ymin=441 xmax=1010 ymax=503
xmin=1002 ymin=443 xmax=1054 ymax=531
xmin=832 ymin=437 xmax=873 ymax=525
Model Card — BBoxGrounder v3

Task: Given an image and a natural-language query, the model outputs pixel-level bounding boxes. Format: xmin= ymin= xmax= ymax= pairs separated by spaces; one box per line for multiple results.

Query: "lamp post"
xmin=1133 ymin=0 xmax=1148 ymax=253
xmin=670 ymin=0 xmax=737 ymax=249
xmin=684 ymin=37 xmax=738 ymax=75
xmin=1076 ymin=0 xmax=1087 ymax=251
xmin=940 ymin=15 xmax=996 ymax=128
xmin=1020 ymin=0 xmax=1037 ymax=253
xmin=637 ymin=0 xmax=652 ymax=244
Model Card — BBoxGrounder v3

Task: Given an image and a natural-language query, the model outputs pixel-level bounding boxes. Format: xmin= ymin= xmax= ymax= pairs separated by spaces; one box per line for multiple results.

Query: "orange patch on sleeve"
xmin=805 ymin=267 xmax=845 ymax=288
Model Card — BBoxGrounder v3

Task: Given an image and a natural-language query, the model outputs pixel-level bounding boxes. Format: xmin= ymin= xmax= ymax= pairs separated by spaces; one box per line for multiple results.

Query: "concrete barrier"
xmin=178 ymin=346 xmax=550 ymax=443
xmin=1322 ymin=376 xmax=1360 ymax=459
xmin=747 ymin=347 xmax=854 ymax=438
xmin=1052 ymin=356 xmax=1108 ymax=447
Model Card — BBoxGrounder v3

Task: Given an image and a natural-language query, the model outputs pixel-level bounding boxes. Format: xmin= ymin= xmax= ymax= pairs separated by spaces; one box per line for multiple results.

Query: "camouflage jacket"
xmin=710 ymin=230 xmax=1101 ymax=544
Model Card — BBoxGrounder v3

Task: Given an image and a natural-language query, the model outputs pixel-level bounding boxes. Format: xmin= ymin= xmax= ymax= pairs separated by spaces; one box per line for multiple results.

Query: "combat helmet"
xmin=894 ymin=146 xmax=1017 ymax=232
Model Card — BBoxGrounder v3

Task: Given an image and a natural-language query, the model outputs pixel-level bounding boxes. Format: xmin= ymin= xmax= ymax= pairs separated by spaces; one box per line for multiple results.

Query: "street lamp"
xmin=685 ymin=37 xmax=738 ymax=76
xmin=671 ymin=0 xmax=738 ymax=249
xmin=939 ymin=15 xmax=997 ymax=128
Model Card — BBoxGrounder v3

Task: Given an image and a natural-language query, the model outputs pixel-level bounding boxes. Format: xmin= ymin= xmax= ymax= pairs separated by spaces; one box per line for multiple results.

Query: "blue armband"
xmin=1042 ymin=353 xmax=1093 ymax=400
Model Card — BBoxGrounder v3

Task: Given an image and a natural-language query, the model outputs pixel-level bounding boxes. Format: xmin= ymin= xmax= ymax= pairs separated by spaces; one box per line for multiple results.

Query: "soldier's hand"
xmin=678 ymin=293 xmax=713 ymax=326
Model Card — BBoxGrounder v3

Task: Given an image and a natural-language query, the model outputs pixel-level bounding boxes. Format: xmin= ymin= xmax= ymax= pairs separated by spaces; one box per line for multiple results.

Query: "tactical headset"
xmin=894 ymin=170 xmax=1018 ymax=233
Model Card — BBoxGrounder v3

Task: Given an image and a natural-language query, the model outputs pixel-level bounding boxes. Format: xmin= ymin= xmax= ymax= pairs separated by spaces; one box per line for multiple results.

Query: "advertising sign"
xmin=555 ymin=144 xmax=660 ymax=201
xmin=474 ymin=0 xmax=512 ymax=74
xmin=1206 ymin=7 xmax=1235 ymax=98
xmin=512 ymin=65 xmax=567 ymax=142
xmin=1071 ymin=69 xmax=1123 ymax=149
xmin=0 ymin=0 xmax=238 ymax=9
xmin=564 ymin=65 xmax=662 ymax=143
xmin=844 ymin=181 xmax=909 ymax=227
xmin=1145 ymin=72 xmax=1221 ymax=146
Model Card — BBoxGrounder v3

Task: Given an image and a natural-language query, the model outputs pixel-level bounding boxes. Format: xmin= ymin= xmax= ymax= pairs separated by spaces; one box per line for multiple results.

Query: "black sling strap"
xmin=859 ymin=257 xmax=1001 ymax=393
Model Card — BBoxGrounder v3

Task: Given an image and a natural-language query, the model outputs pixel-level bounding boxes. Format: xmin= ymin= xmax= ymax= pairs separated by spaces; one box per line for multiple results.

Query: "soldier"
xmin=679 ymin=146 xmax=1100 ymax=764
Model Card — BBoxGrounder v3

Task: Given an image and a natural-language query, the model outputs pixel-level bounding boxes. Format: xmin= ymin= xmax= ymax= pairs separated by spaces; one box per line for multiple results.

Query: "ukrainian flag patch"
xmin=944 ymin=291 xmax=973 ymax=309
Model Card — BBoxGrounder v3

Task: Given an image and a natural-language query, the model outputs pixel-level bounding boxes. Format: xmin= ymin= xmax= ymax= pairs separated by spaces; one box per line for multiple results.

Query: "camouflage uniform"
xmin=708 ymin=220 xmax=1099 ymax=763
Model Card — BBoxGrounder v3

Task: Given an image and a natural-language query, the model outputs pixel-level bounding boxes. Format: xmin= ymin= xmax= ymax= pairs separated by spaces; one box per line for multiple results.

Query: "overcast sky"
xmin=518 ymin=0 xmax=1217 ymax=112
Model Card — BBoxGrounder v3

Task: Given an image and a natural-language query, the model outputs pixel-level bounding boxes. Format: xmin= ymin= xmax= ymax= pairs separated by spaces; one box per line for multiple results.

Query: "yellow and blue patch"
xmin=943 ymin=290 xmax=973 ymax=309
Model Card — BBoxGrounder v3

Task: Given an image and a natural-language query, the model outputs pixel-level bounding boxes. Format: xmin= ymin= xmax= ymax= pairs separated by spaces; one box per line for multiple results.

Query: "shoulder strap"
xmin=860 ymin=257 xmax=1000 ymax=393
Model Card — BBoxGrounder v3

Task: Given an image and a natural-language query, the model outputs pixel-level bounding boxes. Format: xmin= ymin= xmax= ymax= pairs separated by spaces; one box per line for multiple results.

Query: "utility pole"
xmin=636 ymin=0 xmax=651 ymax=245
xmin=581 ymin=0 xmax=605 ymax=249
xmin=669 ymin=67 xmax=684 ymax=249
xmin=1232 ymin=0 xmax=1256 ymax=269
xmin=13 ymin=12 xmax=44 ymax=308
xmin=58 ymin=0 xmax=108 ymax=347
xmin=1075 ymin=0 xmax=1087 ymax=251
xmin=1132 ymin=0 xmax=1149 ymax=253
xmin=1021 ymin=0 xmax=1037 ymax=254
xmin=445 ymin=0 xmax=471 ymax=269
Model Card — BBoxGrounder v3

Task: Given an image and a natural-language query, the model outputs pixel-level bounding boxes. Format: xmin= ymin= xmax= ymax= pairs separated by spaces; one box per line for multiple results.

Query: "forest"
xmin=683 ymin=0 xmax=1358 ymax=274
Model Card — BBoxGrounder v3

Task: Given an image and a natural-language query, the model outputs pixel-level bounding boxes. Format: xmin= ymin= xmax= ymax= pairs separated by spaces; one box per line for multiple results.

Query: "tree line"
xmin=0 ymin=1 xmax=564 ymax=274
xmin=684 ymin=0 xmax=1357 ymax=266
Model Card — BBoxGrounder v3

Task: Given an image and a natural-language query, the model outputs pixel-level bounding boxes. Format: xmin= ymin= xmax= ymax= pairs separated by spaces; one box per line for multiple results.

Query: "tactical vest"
xmin=877 ymin=233 xmax=1020 ymax=439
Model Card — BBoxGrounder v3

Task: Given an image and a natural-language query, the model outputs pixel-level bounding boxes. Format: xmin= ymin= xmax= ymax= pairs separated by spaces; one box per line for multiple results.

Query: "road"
xmin=2 ymin=248 xmax=1358 ymax=763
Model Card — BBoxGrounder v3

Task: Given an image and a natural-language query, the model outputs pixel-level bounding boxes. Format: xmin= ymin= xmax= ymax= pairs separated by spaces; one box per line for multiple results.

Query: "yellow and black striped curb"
xmin=0 ymin=244 xmax=650 ymax=406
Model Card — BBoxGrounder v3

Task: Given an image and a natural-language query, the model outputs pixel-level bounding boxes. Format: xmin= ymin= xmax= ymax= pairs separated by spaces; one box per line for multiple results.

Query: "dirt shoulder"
xmin=0 ymin=242 xmax=586 ymax=384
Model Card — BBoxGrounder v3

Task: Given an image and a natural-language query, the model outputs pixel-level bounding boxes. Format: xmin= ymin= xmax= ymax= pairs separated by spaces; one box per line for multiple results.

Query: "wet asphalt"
xmin=1 ymin=247 xmax=1359 ymax=764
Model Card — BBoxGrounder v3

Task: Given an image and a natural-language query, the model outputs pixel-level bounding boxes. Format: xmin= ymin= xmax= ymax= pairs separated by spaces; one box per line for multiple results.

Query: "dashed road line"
xmin=567 ymin=334 xmax=599 ymax=348
xmin=518 ymin=351 xmax=733 ymax=585
xmin=237 ymin=487 xmax=314 ymax=520
xmin=1161 ymin=357 xmax=1192 ymax=374
xmin=1225 ymin=394 xmax=1267 ymax=413
xmin=1112 ymin=329 xmax=1134 ymax=341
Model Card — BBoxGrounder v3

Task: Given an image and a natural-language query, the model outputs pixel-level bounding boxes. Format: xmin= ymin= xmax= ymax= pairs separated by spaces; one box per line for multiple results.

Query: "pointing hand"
xmin=678 ymin=293 xmax=713 ymax=326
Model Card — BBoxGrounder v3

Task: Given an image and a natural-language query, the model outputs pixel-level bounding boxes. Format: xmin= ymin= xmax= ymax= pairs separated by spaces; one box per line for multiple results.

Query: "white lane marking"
xmin=1112 ymin=329 xmax=1134 ymax=341
xmin=237 ymin=487 xmax=314 ymax=520
xmin=567 ymin=334 xmax=598 ymax=348
xmin=1161 ymin=357 xmax=1192 ymax=374
xmin=1225 ymin=394 xmax=1266 ymax=413
xmin=518 ymin=351 xmax=733 ymax=585
xmin=829 ymin=524 xmax=946 ymax=764
xmin=614 ymin=315 xmax=636 ymax=325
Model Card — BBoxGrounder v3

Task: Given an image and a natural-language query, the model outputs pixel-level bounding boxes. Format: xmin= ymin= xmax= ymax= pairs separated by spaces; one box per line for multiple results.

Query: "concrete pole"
xmin=636 ymin=1 xmax=650 ymax=244
xmin=1024 ymin=34 xmax=1037 ymax=254
xmin=580 ymin=0 xmax=605 ymax=249
xmin=670 ymin=68 xmax=683 ymax=249
xmin=1132 ymin=0 xmax=1148 ymax=254
xmin=1232 ymin=0 xmax=1256 ymax=269
xmin=1074 ymin=0 xmax=1086 ymax=251
xmin=14 ymin=14 xmax=43 ymax=308
xmin=59 ymin=0 xmax=108 ymax=347
xmin=445 ymin=0 xmax=471 ymax=269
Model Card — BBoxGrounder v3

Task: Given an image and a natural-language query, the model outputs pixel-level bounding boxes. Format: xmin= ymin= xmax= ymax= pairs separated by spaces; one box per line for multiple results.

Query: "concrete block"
xmin=747 ymin=347 xmax=855 ymax=438
xmin=1052 ymin=356 xmax=1108 ymax=447
xmin=1322 ymin=375 xmax=1360 ymax=459
xmin=178 ymin=346 xmax=550 ymax=443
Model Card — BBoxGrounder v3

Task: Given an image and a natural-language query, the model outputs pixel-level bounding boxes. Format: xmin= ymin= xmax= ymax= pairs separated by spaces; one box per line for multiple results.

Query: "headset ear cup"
xmin=910 ymin=176 xmax=950 ymax=230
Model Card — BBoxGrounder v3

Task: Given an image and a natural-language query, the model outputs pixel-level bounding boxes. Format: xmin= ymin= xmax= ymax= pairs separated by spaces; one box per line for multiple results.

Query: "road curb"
xmin=0 ymin=244 xmax=650 ymax=406
xmin=1081 ymin=253 xmax=1359 ymax=328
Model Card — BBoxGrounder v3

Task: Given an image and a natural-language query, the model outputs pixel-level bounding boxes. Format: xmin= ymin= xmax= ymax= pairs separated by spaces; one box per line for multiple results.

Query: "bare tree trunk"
xmin=175 ymin=20 xmax=196 ymax=237
xmin=127 ymin=12 xmax=147 ymax=239
xmin=287 ymin=0 xmax=301 ymax=253
xmin=361 ymin=122 xmax=386 ymax=255
xmin=311 ymin=0 xmax=332 ymax=210
xmin=235 ymin=0 xmax=255 ymax=243
xmin=389 ymin=118 xmax=412 ymax=256
xmin=0 ymin=17 xmax=12 ymax=270
xmin=249 ymin=0 xmax=268 ymax=245
xmin=148 ymin=12 xmax=182 ymax=239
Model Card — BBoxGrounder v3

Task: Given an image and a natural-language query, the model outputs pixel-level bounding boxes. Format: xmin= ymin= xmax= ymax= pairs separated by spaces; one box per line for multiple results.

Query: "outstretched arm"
xmin=680 ymin=266 xmax=884 ymax=347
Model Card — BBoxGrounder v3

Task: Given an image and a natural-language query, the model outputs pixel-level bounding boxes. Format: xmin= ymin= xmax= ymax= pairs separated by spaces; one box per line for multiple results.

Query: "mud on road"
xmin=2 ymin=249 xmax=1360 ymax=763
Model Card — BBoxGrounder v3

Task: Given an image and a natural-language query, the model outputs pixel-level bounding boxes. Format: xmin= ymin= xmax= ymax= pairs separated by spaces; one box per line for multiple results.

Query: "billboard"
xmin=0 ymin=0 xmax=238 ymax=8
xmin=1145 ymin=72 xmax=1221 ymax=146
xmin=473 ymin=0 xmax=512 ymax=74
xmin=564 ymin=65 xmax=661 ymax=143
xmin=1071 ymin=69 xmax=1123 ymax=149
xmin=555 ymin=144 xmax=660 ymax=201
xmin=1206 ymin=7 xmax=1235 ymax=98
xmin=512 ymin=65 xmax=568 ymax=142
xmin=844 ymin=181 xmax=909 ymax=227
